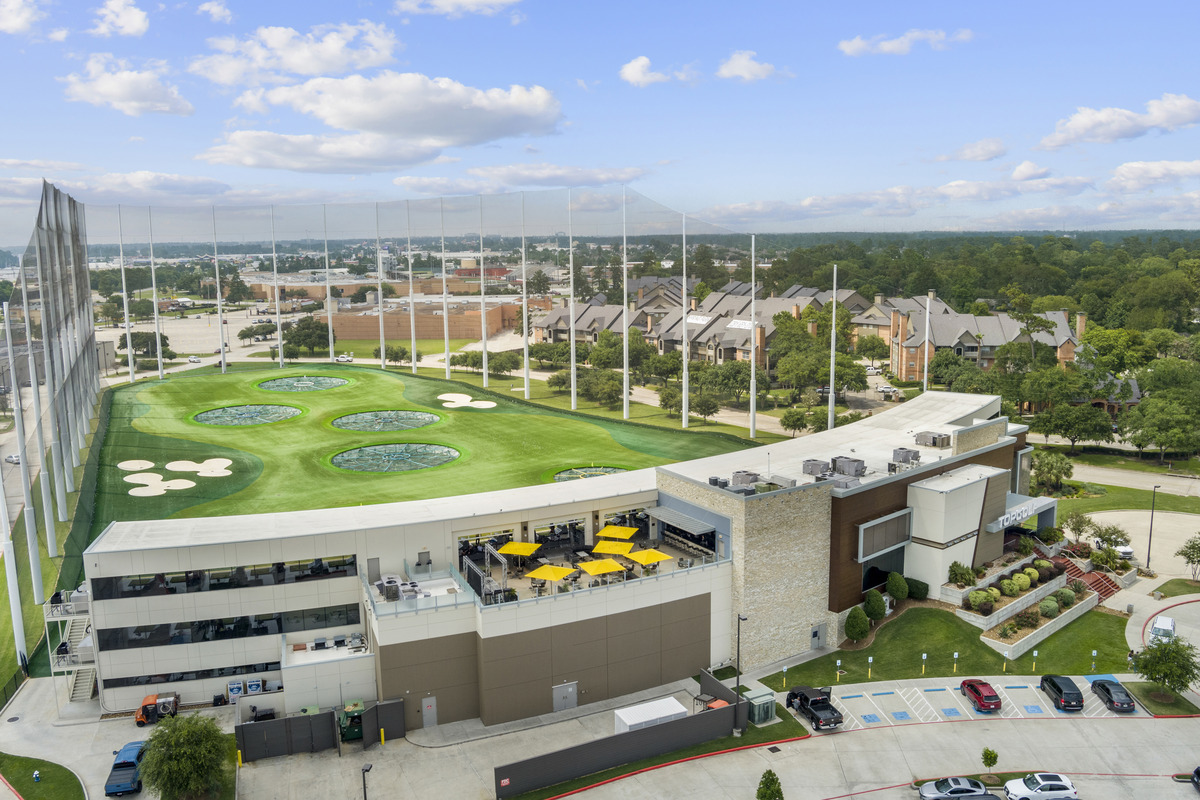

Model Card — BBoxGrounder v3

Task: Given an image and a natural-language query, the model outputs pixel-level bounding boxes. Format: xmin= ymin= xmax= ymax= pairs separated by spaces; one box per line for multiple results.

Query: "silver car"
xmin=919 ymin=776 xmax=991 ymax=799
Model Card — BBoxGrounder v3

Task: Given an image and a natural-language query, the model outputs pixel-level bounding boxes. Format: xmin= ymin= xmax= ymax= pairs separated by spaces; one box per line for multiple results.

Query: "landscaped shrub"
xmin=1065 ymin=541 xmax=1092 ymax=559
xmin=1068 ymin=578 xmax=1087 ymax=595
xmin=1037 ymin=567 xmax=1052 ymax=583
xmin=977 ymin=600 xmax=994 ymax=616
xmin=968 ymin=590 xmax=991 ymax=611
xmin=1039 ymin=598 xmax=1060 ymax=619
xmin=1023 ymin=567 xmax=1040 ymax=586
xmin=886 ymin=572 xmax=909 ymax=601
xmin=1118 ymin=559 xmax=1132 ymax=572
xmin=998 ymin=622 xmax=1017 ymax=639
xmin=906 ymin=577 xmax=929 ymax=600
xmin=1013 ymin=573 xmax=1031 ymax=592
xmin=1051 ymin=561 xmax=1067 ymax=576
xmin=974 ymin=565 xmax=987 ymax=578
xmin=1035 ymin=526 xmax=1064 ymax=543
xmin=1014 ymin=608 xmax=1040 ymax=628
xmin=1000 ymin=579 xmax=1019 ymax=597
xmin=1055 ymin=588 xmax=1075 ymax=608
xmin=1090 ymin=547 xmax=1117 ymax=569
xmin=845 ymin=606 xmax=869 ymax=641
xmin=1033 ymin=559 xmax=1052 ymax=571
xmin=1017 ymin=536 xmax=1036 ymax=556
xmin=948 ymin=561 xmax=976 ymax=587
xmin=864 ymin=589 xmax=886 ymax=621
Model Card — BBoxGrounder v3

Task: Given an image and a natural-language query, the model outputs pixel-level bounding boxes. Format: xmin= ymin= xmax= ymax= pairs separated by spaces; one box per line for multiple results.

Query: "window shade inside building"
xmin=857 ymin=509 xmax=912 ymax=563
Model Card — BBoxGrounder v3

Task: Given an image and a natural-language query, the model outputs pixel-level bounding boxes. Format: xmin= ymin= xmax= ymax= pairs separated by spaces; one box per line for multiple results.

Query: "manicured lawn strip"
xmin=1124 ymin=682 xmax=1200 ymax=716
xmin=218 ymin=733 xmax=237 ymax=800
xmin=96 ymin=365 xmax=756 ymax=519
xmin=1035 ymin=444 xmax=1200 ymax=476
xmin=759 ymin=609 xmax=1127 ymax=691
xmin=711 ymin=666 xmax=738 ymax=680
xmin=510 ymin=704 xmax=806 ymax=800
xmin=1154 ymin=579 xmax=1200 ymax=599
xmin=0 ymin=750 xmax=85 ymax=800
xmin=1057 ymin=483 xmax=1200 ymax=515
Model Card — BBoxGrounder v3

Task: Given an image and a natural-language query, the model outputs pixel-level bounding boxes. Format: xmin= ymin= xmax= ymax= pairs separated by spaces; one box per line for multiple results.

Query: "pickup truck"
xmin=785 ymin=685 xmax=843 ymax=730
xmin=105 ymin=741 xmax=145 ymax=796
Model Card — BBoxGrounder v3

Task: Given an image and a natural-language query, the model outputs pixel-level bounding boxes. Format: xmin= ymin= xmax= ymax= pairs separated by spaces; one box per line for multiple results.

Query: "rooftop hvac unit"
xmin=915 ymin=431 xmax=951 ymax=448
xmin=725 ymin=485 xmax=755 ymax=496
xmin=708 ymin=476 xmax=721 ymax=486
xmin=832 ymin=456 xmax=866 ymax=477
xmin=832 ymin=477 xmax=861 ymax=489
xmin=802 ymin=459 xmax=829 ymax=476
xmin=731 ymin=470 xmax=760 ymax=486
xmin=892 ymin=447 xmax=920 ymax=464
xmin=770 ymin=476 xmax=797 ymax=489
xmin=716 ymin=478 xmax=729 ymax=488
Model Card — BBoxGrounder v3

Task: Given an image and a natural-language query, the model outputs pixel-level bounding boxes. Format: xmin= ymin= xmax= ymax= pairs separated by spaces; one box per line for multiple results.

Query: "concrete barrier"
xmin=978 ymin=590 xmax=1099 ymax=659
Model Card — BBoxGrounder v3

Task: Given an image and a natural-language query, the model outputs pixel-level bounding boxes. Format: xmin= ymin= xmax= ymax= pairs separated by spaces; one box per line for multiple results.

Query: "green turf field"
xmin=96 ymin=365 xmax=757 ymax=521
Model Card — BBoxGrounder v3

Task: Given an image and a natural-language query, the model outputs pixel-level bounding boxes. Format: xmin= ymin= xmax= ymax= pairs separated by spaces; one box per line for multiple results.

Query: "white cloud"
xmin=1011 ymin=160 xmax=1050 ymax=181
xmin=716 ymin=50 xmax=775 ymax=82
xmin=1107 ymin=160 xmax=1200 ymax=192
xmin=190 ymin=21 xmax=398 ymax=86
xmin=199 ymin=130 xmax=444 ymax=172
xmin=619 ymin=56 xmax=669 ymax=88
xmin=48 ymin=27 xmax=68 ymax=40
xmin=197 ymin=0 xmax=231 ymax=23
xmin=936 ymin=137 xmax=1006 ymax=162
xmin=0 ymin=0 xmax=45 ymax=35
xmin=393 ymin=176 xmax=494 ymax=194
xmin=61 ymin=54 xmax=193 ymax=116
xmin=838 ymin=28 xmax=972 ymax=57
xmin=936 ymin=176 xmax=1090 ymax=202
xmin=89 ymin=0 xmax=149 ymax=37
xmin=394 ymin=162 xmax=646 ymax=195
xmin=1039 ymin=93 xmax=1200 ymax=150
xmin=393 ymin=0 xmax=519 ymax=16
xmin=0 ymin=158 xmax=88 ymax=171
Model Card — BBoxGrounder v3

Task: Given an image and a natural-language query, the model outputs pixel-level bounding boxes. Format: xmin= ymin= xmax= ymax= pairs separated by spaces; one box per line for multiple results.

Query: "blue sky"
xmin=3 ymin=0 xmax=1200 ymax=244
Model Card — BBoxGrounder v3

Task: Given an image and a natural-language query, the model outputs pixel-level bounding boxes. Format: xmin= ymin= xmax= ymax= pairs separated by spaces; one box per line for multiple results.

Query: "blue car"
xmin=104 ymin=741 xmax=145 ymax=796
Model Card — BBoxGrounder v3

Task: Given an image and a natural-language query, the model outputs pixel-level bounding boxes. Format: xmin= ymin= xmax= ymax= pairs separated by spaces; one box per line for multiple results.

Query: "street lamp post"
xmin=736 ymin=613 xmax=748 ymax=731
xmin=362 ymin=764 xmax=373 ymax=800
xmin=1147 ymin=485 xmax=1161 ymax=569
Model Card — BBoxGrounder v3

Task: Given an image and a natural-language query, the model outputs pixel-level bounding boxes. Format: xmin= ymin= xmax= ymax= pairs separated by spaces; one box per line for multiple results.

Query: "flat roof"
xmin=909 ymin=463 xmax=1007 ymax=493
xmin=658 ymin=391 xmax=1006 ymax=490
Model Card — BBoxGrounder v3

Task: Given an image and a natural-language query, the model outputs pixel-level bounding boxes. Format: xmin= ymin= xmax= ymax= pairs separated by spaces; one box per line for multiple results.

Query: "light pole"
xmin=736 ymin=613 xmax=747 ymax=731
xmin=1147 ymin=485 xmax=1161 ymax=569
xmin=361 ymin=764 xmax=373 ymax=800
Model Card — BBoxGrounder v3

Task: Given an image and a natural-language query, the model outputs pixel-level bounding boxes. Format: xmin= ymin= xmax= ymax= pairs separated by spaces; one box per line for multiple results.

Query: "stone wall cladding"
xmin=978 ymin=590 xmax=1098 ymax=659
xmin=655 ymin=472 xmax=837 ymax=670
xmin=952 ymin=418 xmax=1007 ymax=456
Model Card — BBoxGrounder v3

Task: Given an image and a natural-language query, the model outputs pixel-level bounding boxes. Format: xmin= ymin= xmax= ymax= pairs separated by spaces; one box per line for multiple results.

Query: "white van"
xmin=1150 ymin=615 xmax=1176 ymax=643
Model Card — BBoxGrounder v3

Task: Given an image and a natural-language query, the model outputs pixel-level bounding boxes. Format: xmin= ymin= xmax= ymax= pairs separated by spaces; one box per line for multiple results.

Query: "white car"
xmin=335 ymin=355 xmax=353 ymax=363
xmin=876 ymin=385 xmax=898 ymax=394
xmin=866 ymin=366 xmax=882 ymax=375
xmin=1003 ymin=773 xmax=1077 ymax=799
xmin=4 ymin=454 xmax=19 ymax=465
xmin=187 ymin=356 xmax=201 ymax=363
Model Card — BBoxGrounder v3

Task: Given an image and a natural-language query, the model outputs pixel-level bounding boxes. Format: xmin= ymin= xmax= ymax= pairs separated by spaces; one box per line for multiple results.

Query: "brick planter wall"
xmin=955 ymin=574 xmax=1068 ymax=630
xmin=978 ymin=590 xmax=1099 ymax=659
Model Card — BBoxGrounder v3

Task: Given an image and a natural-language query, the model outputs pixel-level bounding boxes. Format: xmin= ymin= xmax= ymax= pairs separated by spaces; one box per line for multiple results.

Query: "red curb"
xmin=0 ymin=771 xmax=23 ymax=800
xmin=1139 ymin=597 xmax=1200 ymax=645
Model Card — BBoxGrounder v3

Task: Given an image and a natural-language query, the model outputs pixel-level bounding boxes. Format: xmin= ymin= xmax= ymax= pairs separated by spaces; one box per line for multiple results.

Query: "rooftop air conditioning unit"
xmin=892 ymin=447 xmax=920 ymax=464
xmin=802 ymin=459 xmax=829 ymax=476
xmin=716 ymin=478 xmax=729 ymax=489
xmin=708 ymin=476 xmax=721 ymax=486
xmin=832 ymin=456 xmax=866 ymax=477
xmin=731 ymin=470 xmax=760 ymax=486
xmin=831 ymin=476 xmax=861 ymax=489
xmin=915 ymin=431 xmax=951 ymax=448
xmin=770 ymin=476 xmax=797 ymax=489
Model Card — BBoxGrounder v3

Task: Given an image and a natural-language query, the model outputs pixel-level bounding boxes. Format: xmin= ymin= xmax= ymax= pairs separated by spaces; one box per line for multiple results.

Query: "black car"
xmin=1190 ymin=766 xmax=1200 ymax=792
xmin=1039 ymin=674 xmax=1083 ymax=711
xmin=1091 ymin=678 xmax=1135 ymax=712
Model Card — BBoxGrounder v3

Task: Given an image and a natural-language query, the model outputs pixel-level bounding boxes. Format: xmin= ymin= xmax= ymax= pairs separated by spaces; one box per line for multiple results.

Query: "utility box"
xmin=745 ymin=688 xmax=775 ymax=724
xmin=614 ymin=697 xmax=687 ymax=734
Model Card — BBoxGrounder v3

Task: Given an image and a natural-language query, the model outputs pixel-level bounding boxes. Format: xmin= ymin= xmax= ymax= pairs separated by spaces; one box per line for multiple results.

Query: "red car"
xmin=960 ymin=679 xmax=1001 ymax=712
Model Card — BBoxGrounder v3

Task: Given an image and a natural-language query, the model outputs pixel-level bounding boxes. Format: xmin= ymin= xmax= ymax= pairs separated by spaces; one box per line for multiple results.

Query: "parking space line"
xmin=944 ymin=685 xmax=979 ymax=719
xmin=991 ymin=686 xmax=1026 ymax=719
xmin=900 ymin=687 xmax=940 ymax=723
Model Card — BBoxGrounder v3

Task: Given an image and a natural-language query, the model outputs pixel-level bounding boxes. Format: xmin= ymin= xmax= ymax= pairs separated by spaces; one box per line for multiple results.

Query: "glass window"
xmin=97 ymin=604 xmax=360 ymax=651
xmin=861 ymin=549 xmax=904 ymax=593
xmin=91 ymin=555 xmax=358 ymax=600
xmin=102 ymin=660 xmax=282 ymax=690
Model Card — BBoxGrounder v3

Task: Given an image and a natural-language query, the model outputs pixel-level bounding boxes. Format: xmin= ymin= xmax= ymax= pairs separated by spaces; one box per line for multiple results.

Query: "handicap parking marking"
xmin=861 ymin=713 xmax=881 ymax=724
xmin=1024 ymin=704 xmax=1045 ymax=714
xmin=942 ymin=707 xmax=962 ymax=717
xmin=891 ymin=711 xmax=911 ymax=721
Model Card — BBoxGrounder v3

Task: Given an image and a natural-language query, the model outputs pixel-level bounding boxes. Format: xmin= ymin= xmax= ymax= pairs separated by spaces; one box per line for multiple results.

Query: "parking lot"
xmin=787 ymin=673 xmax=1145 ymax=734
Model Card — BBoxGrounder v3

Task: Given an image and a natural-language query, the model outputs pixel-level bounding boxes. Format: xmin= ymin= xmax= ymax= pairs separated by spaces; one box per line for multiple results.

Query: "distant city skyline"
xmin=2 ymin=0 xmax=1200 ymax=245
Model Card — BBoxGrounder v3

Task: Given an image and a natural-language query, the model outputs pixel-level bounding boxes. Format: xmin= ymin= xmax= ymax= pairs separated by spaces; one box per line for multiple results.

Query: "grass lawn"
xmin=1057 ymin=483 xmax=1200 ymax=515
xmin=246 ymin=338 xmax=474 ymax=359
xmin=759 ymin=608 xmax=1128 ymax=691
xmin=511 ymin=703 xmax=806 ymax=800
xmin=1124 ymin=681 xmax=1200 ymax=715
xmin=1035 ymin=444 xmax=1200 ymax=477
xmin=0 ymin=751 xmax=85 ymax=799
xmin=1154 ymin=579 xmax=1200 ymax=598
xmin=95 ymin=365 xmax=758 ymax=520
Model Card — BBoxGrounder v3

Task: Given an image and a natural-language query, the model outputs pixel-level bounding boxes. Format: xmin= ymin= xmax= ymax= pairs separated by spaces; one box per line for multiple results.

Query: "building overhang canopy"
xmin=645 ymin=506 xmax=715 ymax=535
xmin=984 ymin=493 xmax=1057 ymax=533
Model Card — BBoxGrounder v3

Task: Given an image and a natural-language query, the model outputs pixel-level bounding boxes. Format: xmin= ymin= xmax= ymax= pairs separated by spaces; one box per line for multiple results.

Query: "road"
xmin=1070 ymin=464 xmax=1200 ymax=497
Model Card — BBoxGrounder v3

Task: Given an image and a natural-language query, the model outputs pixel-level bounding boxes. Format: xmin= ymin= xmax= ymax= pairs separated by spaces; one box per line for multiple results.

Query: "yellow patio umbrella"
xmin=578 ymin=558 xmax=625 ymax=576
xmin=498 ymin=541 xmax=541 ymax=557
xmin=626 ymin=548 xmax=672 ymax=566
xmin=596 ymin=525 xmax=638 ymax=540
xmin=525 ymin=564 xmax=574 ymax=582
xmin=592 ymin=540 xmax=633 ymax=556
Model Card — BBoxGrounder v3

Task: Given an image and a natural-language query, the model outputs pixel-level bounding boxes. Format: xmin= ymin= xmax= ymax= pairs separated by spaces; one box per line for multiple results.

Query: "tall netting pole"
xmin=479 ymin=196 xmax=489 ymax=387
xmin=3 ymin=304 xmax=42 ymax=605
xmin=621 ymin=186 xmax=629 ymax=420
xmin=117 ymin=207 xmax=135 ymax=384
xmin=440 ymin=199 xmax=450 ymax=380
xmin=31 ymin=241 xmax=70 ymax=519
xmin=0 ymin=462 xmax=25 ymax=667
xmin=271 ymin=206 xmax=285 ymax=369
xmin=323 ymin=205 xmax=335 ymax=362
xmin=406 ymin=201 xmax=417 ymax=375
xmin=521 ymin=192 xmax=530 ymax=399
xmin=681 ymin=214 xmax=689 ymax=428
xmin=567 ymin=189 xmax=577 ymax=410
xmin=18 ymin=273 xmax=56 ymax=556
xmin=212 ymin=208 xmax=227 ymax=374
xmin=147 ymin=208 xmax=164 ymax=379
xmin=828 ymin=264 xmax=838 ymax=431
xmin=750 ymin=235 xmax=757 ymax=438
xmin=376 ymin=203 xmax=386 ymax=370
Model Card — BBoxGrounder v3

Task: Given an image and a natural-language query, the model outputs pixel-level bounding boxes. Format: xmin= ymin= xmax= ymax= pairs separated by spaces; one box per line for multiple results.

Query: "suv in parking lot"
xmin=1039 ymin=674 xmax=1083 ymax=711
xmin=1003 ymin=772 xmax=1077 ymax=799
xmin=960 ymin=678 xmax=1001 ymax=712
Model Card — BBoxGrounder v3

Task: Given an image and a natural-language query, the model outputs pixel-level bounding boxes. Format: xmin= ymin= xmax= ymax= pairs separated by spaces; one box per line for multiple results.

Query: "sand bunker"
xmin=124 ymin=473 xmax=197 ymax=497
xmin=167 ymin=458 xmax=233 ymax=477
xmin=437 ymin=393 xmax=496 ymax=409
xmin=117 ymin=459 xmax=155 ymax=471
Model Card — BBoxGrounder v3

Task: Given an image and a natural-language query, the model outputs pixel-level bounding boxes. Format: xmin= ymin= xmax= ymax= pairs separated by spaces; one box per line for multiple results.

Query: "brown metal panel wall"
xmin=828 ymin=443 xmax=1017 ymax=613
xmin=973 ymin=475 xmax=1010 ymax=566
xmin=377 ymin=631 xmax=479 ymax=731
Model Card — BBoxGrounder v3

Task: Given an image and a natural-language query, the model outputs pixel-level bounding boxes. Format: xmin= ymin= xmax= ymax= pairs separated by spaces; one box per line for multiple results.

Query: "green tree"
xmin=140 ymin=714 xmax=227 ymax=800
xmin=1132 ymin=637 xmax=1200 ymax=699
xmin=981 ymin=747 xmax=999 ymax=774
xmin=1060 ymin=509 xmax=1095 ymax=543
xmin=547 ymin=370 xmax=570 ymax=393
xmin=224 ymin=272 xmax=252 ymax=303
xmin=780 ymin=408 xmax=807 ymax=438
xmin=657 ymin=384 xmax=683 ymax=416
xmin=1175 ymin=535 xmax=1200 ymax=581
xmin=526 ymin=270 xmax=551 ymax=294
xmin=282 ymin=315 xmax=332 ymax=355
xmin=886 ymin=572 xmax=908 ymax=601
xmin=844 ymin=606 xmax=869 ymax=642
xmin=864 ymin=589 xmax=886 ymax=622
xmin=756 ymin=768 xmax=784 ymax=800
xmin=690 ymin=393 xmax=719 ymax=421
xmin=855 ymin=334 xmax=889 ymax=365
xmin=1031 ymin=449 xmax=1072 ymax=494
xmin=1032 ymin=403 xmax=1114 ymax=454
xmin=1001 ymin=283 xmax=1057 ymax=362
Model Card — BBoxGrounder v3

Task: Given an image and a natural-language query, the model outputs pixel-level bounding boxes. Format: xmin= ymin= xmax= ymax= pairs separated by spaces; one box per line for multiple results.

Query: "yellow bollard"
xmin=381 ymin=729 xmax=385 ymax=746
xmin=237 ymin=750 xmax=242 ymax=768
xmin=953 ymin=661 xmax=957 ymax=673
xmin=1003 ymin=659 xmax=1007 ymax=673
xmin=868 ymin=666 xmax=871 ymax=680
xmin=922 ymin=663 xmax=925 ymax=675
